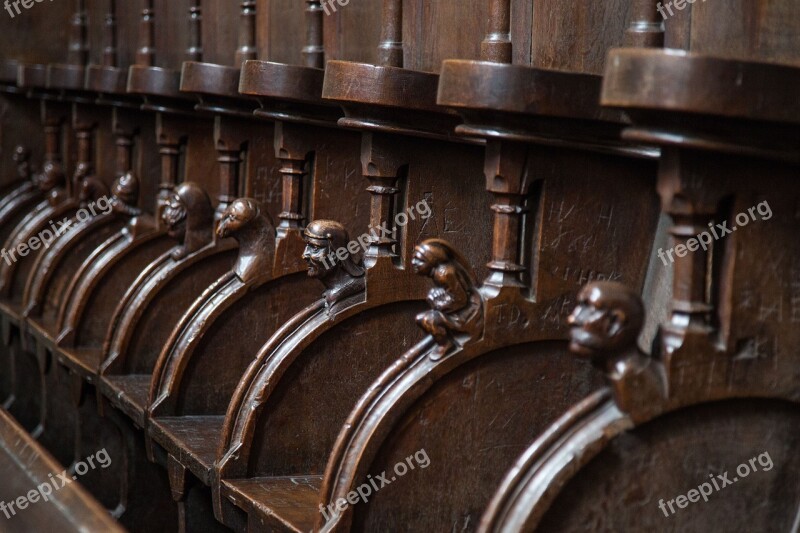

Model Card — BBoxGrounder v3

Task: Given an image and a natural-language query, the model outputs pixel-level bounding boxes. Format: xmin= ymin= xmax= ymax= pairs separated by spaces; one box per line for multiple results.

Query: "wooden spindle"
xmin=303 ymin=0 xmax=324 ymax=69
xmin=235 ymin=1 xmax=257 ymax=67
xmin=103 ymin=0 xmax=118 ymax=67
xmin=378 ymin=0 xmax=403 ymax=68
xmin=186 ymin=1 xmax=203 ymax=62
xmin=482 ymin=0 xmax=512 ymax=63
xmin=68 ymin=0 xmax=89 ymax=66
xmin=136 ymin=0 xmax=156 ymax=66
xmin=625 ymin=0 xmax=665 ymax=48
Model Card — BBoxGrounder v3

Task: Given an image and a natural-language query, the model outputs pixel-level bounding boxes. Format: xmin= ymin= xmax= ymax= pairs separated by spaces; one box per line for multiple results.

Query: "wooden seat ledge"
xmin=239 ymin=60 xmax=326 ymax=104
xmin=45 ymin=63 xmax=86 ymax=92
xmin=322 ymin=60 xmax=462 ymax=139
xmin=603 ymin=49 xmax=800 ymax=125
xmin=436 ymin=60 xmax=656 ymax=157
xmin=438 ymin=60 xmax=620 ymax=123
xmin=85 ymin=65 xmax=129 ymax=96
xmin=127 ymin=65 xmax=196 ymax=114
xmin=54 ymin=346 xmax=102 ymax=380
xmin=238 ymin=60 xmax=341 ymax=126
xmin=149 ymin=415 xmax=225 ymax=485
xmin=0 ymin=60 xmax=26 ymax=94
xmin=180 ymin=61 xmax=255 ymax=117
xmin=99 ymin=374 xmax=152 ymax=428
xmin=16 ymin=63 xmax=49 ymax=90
xmin=222 ymin=475 xmax=322 ymax=533
xmin=323 ymin=61 xmax=441 ymax=112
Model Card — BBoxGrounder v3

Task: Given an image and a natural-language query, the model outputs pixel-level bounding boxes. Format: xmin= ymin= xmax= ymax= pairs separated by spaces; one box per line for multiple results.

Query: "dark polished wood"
xmin=0 ymin=0 xmax=797 ymax=531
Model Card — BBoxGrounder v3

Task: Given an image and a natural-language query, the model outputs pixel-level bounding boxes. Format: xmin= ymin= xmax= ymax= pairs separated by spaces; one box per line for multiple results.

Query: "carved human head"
xmin=161 ymin=182 xmax=214 ymax=243
xmin=567 ymin=281 xmax=644 ymax=360
xmin=302 ymin=219 xmax=362 ymax=279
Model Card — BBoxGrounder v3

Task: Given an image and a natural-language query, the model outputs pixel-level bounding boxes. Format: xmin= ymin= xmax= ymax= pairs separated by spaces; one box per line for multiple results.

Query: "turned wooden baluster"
xmin=482 ymin=0 xmax=512 ymax=63
xmin=303 ymin=0 xmax=324 ymax=68
xmin=378 ymin=0 xmax=403 ymax=67
xmin=102 ymin=0 xmax=134 ymax=180
xmin=136 ymin=0 xmax=155 ymax=66
xmin=483 ymin=142 xmax=528 ymax=290
xmin=660 ymin=178 xmax=716 ymax=347
xmin=103 ymin=0 xmax=118 ymax=67
xmin=68 ymin=0 xmax=93 ymax=199
xmin=235 ymin=1 xmax=257 ymax=66
xmin=114 ymin=129 xmax=133 ymax=179
xmin=214 ymin=132 xmax=241 ymax=221
xmin=625 ymin=0 xmax=665 ymax=48
xmin=68 ymin=0 xmax=89 ymax=66
xmin=274 ymin=124 xmax=308 ymax=241
xmin=156 ymin=116 xmax=181 ymax=227
xmin=186 ymin=0 xmax=203 ymax=62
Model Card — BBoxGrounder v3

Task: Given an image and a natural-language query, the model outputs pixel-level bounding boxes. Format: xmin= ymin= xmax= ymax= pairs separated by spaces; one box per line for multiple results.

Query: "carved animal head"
xmin=302 ymin=219 xmax=364 ymax=280
xmin=217 ymin=198 xmax=267 ymax=239
xmin=567 ymin=281 xmax=644 ymax=360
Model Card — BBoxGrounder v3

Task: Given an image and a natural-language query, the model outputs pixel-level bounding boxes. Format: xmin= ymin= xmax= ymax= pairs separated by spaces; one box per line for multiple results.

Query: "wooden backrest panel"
xmin=155 ymin=0 xmax=193 ymax=68
xmin=531 ymin=0 xmax=631 ymax=74
xmin=690 ymin=0 xmax=800 ymax=65
xmin=202 ymin=0 xmax=241 ymax=65
xmin=538 ymin=399 xmax=800 ymax=531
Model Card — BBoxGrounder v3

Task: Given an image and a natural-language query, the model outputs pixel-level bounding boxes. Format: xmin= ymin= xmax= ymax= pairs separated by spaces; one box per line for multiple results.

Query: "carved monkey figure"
xmin=412 ymin=239 xmax=483 ymax=360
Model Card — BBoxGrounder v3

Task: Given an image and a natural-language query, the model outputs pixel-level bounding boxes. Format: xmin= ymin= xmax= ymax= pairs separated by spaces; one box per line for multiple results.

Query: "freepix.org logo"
xmin=4 ymin=0 xmax=55 ymax=19
xmin=0 ymin=196 xmax=113 ymax=266
xmin=0 ymin=448 xmax=112 ymax=520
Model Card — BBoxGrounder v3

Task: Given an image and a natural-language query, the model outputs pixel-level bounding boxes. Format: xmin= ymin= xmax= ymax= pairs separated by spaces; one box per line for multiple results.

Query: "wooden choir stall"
xmin=0 ymin=0 xmax=796 ymax=531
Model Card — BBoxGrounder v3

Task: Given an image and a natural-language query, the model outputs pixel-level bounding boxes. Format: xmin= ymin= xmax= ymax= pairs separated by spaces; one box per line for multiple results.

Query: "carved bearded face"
xmin=162 ymin=191 xmax=188 ymax=239
xmin=302 ymin=239 xmax=332 ymax=279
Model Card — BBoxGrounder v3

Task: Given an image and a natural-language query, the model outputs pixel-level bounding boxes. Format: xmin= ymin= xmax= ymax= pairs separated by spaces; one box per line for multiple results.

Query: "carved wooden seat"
xmin=205 ymin=1 xmax=508 ymax=529
xmin=140 ymin=3 xmax=373 ymax=527
xmin=478 ymin=47 xmax=800 ymax=532
xmin=312 ymin=2 xmax=669 ymax=531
